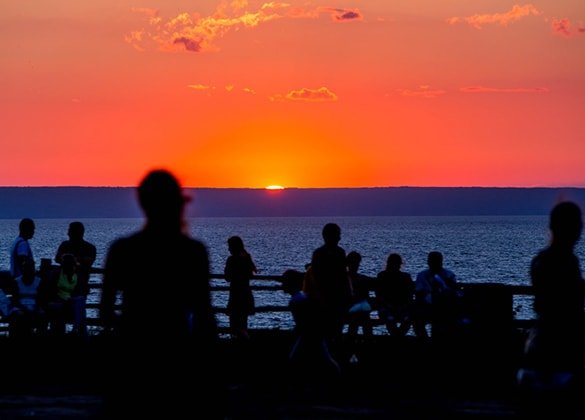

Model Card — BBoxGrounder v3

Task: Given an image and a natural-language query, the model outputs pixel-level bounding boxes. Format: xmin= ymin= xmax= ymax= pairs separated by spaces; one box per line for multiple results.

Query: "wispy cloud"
xmin=188 ymin=83 xmax=259 ymax=96
xmin=188 ymin=84 xmax=215 ymax=91
xmin=398 ymin=86 xmax=446 ymax=99
xmin=551 ymin=18 xmax=585 ymax=37
xmin=126 ymin=2 xmax=363 ymax=53
xmin=460 ymin=86 xmax=549 ymax=94
xmin=447 ymin=4 xmax=541 ymax=29
xmin=271 ymin=87 xmax=338 ymax=102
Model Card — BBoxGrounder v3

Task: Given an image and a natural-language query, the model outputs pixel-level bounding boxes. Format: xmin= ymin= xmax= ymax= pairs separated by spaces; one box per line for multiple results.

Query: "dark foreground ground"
xmin=0 ymin=329 xmax=582 ymax=419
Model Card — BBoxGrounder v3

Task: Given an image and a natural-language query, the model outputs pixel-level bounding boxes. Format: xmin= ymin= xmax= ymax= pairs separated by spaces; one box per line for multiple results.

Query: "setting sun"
xmin=266 ymin=185 xmax=285 ymax=190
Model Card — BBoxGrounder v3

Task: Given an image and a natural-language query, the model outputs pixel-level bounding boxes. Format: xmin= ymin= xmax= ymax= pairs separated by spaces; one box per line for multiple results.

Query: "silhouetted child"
xmin=9 ymin=257 xmax=45 ymax=338
xmin=39 ymin=253 xmax=85 ymax=336
xmin=225 ymin=235 xmax=257 ymax=340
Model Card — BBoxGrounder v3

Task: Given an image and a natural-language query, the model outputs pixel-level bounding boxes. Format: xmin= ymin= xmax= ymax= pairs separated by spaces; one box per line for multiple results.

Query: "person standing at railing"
xmin=311 ymin=223 xmax=352 ymax=351
xmin=9 ymin=218 xmax=35 ymax=279
xmin=54 ymin=221 xmax=96 ymax=335
xmin=224 ymin=235 xmax=257 ymax=341
xmin=100 ymin=169 xmax=219 ymax=419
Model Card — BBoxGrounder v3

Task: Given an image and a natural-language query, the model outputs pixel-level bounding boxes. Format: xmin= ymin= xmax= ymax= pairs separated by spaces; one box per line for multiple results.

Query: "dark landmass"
xmin=1 ymin=187 xmax=584 ymax=218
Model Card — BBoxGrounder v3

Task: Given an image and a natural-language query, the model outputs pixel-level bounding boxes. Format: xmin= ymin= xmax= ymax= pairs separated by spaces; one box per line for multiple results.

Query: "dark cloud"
xmin=173 ymin=37 xmax=202 ymax=52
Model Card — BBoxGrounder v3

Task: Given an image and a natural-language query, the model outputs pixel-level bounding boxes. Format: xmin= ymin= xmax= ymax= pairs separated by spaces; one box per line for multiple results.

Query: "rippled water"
xmin=2 ymin=215 xmax=581 ymax=329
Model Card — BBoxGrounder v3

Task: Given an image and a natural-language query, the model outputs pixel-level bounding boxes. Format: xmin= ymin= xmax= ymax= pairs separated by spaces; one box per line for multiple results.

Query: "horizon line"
xmin=1 ymin=185 xmax=585 ymax=189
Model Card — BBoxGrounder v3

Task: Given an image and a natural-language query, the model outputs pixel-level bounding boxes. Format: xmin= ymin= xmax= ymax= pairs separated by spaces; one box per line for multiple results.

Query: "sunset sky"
xmin=1 ymin=1 xmax=584 ymax=188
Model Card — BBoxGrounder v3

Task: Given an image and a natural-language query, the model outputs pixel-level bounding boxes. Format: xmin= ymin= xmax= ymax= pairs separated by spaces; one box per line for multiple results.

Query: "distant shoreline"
xmin=1 ymin=186 xmax=584 ymax=218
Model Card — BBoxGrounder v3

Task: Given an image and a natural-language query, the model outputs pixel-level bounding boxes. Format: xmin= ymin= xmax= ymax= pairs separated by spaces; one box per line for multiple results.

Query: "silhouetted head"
xmin=281 ymin=269 xmax=304 ymax=295
xmin=347 ymin=251 xmax=362 ymax=273
xmin=322 ymin=223 xmax=341 ymax=245
xmin=60 ymin=253 xmax=78 ymax=276
xmin=427 ymin=251 xmax=443 ymax=273
xmin=68 ymin=221 xmax=85 ymax=241
xmin=138 ymin=169 xmax=186 ymax=228
xmin=386 ymin=253 xmax=402 ymax=271
xmin=19 ymin=218 xmax=35 ymax=239
xmin=550 ymin=201 xmax=582 ymax=247
xmin=228 ymin=235 xmax=245 ymax=255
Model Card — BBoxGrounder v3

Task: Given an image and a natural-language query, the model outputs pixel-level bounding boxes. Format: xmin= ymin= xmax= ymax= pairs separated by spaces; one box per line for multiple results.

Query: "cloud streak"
xmin=271 ymin=87 xmax=338 ymax=102
xmin=460 ymin=86 xmax=549 ymax=94
xmin=188 ymin=84 xmax=214 ymax=91
xmin=447 ymin=4 xmax=541 ymax=29
xmin=398 ymin=86 xmax=446 ymax=99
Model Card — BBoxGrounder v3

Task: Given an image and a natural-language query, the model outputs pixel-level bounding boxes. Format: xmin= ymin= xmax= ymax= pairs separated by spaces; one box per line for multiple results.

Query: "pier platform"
xmin=0 ymin=329 xmax=581 ymax=419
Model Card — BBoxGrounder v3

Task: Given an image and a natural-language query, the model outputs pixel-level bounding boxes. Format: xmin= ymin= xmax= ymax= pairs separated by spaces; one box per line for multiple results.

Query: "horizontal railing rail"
xmin=0 ymin=268 xmax=537 ymax=335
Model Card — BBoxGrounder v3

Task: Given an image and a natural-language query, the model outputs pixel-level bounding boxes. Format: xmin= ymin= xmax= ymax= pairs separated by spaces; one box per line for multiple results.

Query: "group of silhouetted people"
xmin=3 ymin=168 xmax=584 ymax=417
xmin=277 ymin=221 xmax=464 ymax=384
xmin=5 ymin=218 xmax=96 ymax=338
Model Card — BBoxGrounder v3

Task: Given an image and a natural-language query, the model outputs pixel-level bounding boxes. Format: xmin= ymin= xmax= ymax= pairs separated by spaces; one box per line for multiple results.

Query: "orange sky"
xmin=1 ymin=1 xmax=584 ymax=187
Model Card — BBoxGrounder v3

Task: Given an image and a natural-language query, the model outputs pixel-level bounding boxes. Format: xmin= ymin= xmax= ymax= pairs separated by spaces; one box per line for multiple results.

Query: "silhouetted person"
xmin=311 ymin=223 xmax=352 ymax=345
xmin=38 ymin=253 xmax=86 ymax=336
xmin=518 ymin=201 xmax=585 ymax=395
xmin=100 ymin=169 xmax=219 ymax=418
xmin=55 ymin=221 xmax=96 ymax=335
xmin=282 ymin=269 xmax=340 ymax=384
xmin=9 ymin=257 xmax=45 ymax=338
xmin=347 ymin=251 xmax=373 ymax=338
xmin=413 ymin=251 xmax=458 ymax=339
xmin=10 ymin=218 xmax=35 ymax=279
xmin=375 ymin=253 xmax=415 ymax=337
xmin=224 ymin=235 xmax=257 ymax=340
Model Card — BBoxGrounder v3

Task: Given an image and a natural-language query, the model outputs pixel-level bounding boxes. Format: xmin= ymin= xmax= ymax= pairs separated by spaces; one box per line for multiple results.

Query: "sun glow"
xmin=266 ymin=185 xmax=285 ymax=190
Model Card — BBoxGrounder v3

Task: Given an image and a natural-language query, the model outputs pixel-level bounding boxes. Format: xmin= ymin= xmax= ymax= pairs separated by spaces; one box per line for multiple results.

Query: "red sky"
xmin=1 ymin=1 xmax=584 ymax=188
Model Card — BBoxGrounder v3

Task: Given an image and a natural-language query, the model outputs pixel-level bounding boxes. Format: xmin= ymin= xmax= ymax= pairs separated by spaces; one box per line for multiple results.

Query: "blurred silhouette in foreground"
xmin=518 ymin=201 xmax=584 ymax=404
xmin=100 ymin=169 xmax=219 ymax=418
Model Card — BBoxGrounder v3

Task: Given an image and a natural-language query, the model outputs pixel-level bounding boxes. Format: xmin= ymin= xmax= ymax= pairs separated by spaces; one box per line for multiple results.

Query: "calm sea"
xmin=1 ymin=216 xmax=581 ymax=328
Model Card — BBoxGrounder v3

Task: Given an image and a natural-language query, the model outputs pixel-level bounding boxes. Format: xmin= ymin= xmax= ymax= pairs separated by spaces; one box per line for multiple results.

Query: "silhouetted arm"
xmin=100 ymin=241 xmax=122 ymax=328
xmin=191 ymin=241 xmax=218 ymax=341
xmin=54 ymin=242 xmax=66 ymax=265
